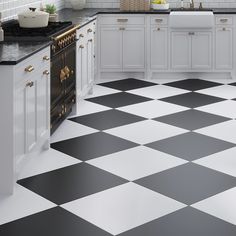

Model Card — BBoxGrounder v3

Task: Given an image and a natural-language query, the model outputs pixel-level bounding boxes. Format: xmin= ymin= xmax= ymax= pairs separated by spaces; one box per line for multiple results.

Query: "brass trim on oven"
xmin=54 ymin=24 xmax=80 ymax=41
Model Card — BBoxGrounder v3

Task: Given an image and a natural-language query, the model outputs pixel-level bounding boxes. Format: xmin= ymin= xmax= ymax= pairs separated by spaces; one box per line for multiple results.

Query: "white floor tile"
xmin=50 ymin=120 xmax=98 ymax=144
xmin=62 ymin=182 xmax=186 ymax=235
xmin=18 ymin=149 xmax=81 ymax=180
xmin=196 ymin=100 xmax=236 ymax=119
xmin=87 ymin=146 xmax=188 ymax=181
xmin=196 ymin=85 xmax=236 ymax=99
xmin=194 ymin=147 xmax=236 ymax=177
xmin=192 ymin=187 xmax=236 ymax=225
xmin=85 ymin=85 xmax=120 ymax=99
xmin=0 ymin=184 xmax=56 ymax=225
xmin=127 ymin=85 xmax=188 ymax=99
xmin=105 ymin=120 xmax=187 ymax=145
xmin=117 ymin=100 xmax=189 ymax=119
xmin=70 ymin=100 xmax=111 ymax=117
xmin=196 ymin=120 xmax=236 ymax=144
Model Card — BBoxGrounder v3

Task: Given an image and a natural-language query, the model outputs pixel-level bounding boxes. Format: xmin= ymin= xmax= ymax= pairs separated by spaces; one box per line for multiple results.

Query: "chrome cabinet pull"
xmin=117 ymin=19 xmax=128 ymax=23
xmin=26 ymin=81 xmax=34 ymax=87
xmin=189 ymin=32 xmax=195 ymax=35
xmin=43 ymin=55 xmax=50 ymax=61
xmin=25 ymin=65 xmax=34 ymax=73
xmin=155 ymin=18 xmax=163 ymax=23
xmin=88 ymin=39 xmax=93 ymax=42
xmin=43 ymin=70 xmax=50 ymax=75
xmin=119 ymin=27 xmax=125 ymax=31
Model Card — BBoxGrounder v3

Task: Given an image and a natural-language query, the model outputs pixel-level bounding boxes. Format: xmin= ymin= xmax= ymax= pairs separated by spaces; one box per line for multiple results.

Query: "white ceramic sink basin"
xmin=169 ymin=11 xmax=214 ymax=28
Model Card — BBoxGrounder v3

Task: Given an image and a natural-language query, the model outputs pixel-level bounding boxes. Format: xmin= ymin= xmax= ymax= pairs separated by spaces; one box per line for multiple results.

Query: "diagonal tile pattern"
xmin=1 ymin=78 xmax=236 ymax=235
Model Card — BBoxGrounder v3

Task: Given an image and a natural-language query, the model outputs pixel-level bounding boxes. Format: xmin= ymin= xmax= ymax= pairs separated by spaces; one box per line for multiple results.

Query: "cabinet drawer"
xmin=151 ymin=16 xmax=168 ymax=25
xmin=99 ymin=15 xmax=145 ymax=25
xmin=14 ymin=47 xmax=50 ymax=85
xmin=216 ymin=16 xmax=233 ymax=25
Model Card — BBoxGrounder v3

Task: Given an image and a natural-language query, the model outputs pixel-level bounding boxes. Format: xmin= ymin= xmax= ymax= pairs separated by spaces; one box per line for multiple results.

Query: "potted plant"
xmin=45 ymin=4 xmax=58 ymax=22
xmin=70 ymin=0 xmax=86 ymax=10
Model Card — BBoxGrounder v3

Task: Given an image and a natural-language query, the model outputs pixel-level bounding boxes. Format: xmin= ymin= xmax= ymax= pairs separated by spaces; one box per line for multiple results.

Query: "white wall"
xmin=0 ymin=0 xmax=64 ymax=21
xmin=83 ymin=0 xmax=236 ymax=8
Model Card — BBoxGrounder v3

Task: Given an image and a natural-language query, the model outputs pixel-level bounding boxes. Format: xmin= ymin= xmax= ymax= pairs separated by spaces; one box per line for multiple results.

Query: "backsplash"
xmin=84 ymin=0 xmax=236 ymax=8
xmin=0 ymin=0 xmax=64 ymax=21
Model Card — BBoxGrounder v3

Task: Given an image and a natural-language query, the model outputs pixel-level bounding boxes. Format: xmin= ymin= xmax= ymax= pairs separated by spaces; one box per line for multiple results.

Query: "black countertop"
xmin=0 ymin=41 xmax=51 ymax=65
xmin=1 ymin=7 xmax=236 ymax=65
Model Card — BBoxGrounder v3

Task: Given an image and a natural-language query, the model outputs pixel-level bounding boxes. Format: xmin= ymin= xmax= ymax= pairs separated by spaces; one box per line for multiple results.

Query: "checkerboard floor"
xmin=1 ymin=78 xmax=236 ymax=235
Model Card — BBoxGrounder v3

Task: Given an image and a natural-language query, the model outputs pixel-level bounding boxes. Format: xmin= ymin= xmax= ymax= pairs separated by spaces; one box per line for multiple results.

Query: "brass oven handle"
xmin=117 ymin=19 xmax=128 ymax=23
xmin=26 ymin=81 xmax=34 ymax=87
xmin=43 ymin=70 xmax=50 ymax=75
xmin=54 ymin=24 xmax=80 ymax=41
xmin=25 ymin=65 xmax=34 ymax=73
xmin=43 ymin=55 xmax=50 ymax=61
xmin=64 ymin=66 xmax=70 ymax=78
xmin=60 ymin=69 xmax=66 ymax=82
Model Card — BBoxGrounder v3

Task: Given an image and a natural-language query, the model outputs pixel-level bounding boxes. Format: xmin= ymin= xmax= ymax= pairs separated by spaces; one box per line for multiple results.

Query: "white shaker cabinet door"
xmin=100 ymin=27 xmax=123 ymax=70
xmin=123 ymin=27 xmax=145 ymax=70
xmin=215 ymin=27 xmax=233 ymax=70
xmin=171 ymin=32 xmax=191 ymax=70
xmin=192 ymin=32 xmax=212 ymax=70
xmin=150 ymin=27 xmax=168 ymax=70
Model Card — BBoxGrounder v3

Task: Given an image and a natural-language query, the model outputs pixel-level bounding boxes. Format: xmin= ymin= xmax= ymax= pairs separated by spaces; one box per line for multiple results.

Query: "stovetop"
xmin=3 ymin=20 xmax=73 ymax=42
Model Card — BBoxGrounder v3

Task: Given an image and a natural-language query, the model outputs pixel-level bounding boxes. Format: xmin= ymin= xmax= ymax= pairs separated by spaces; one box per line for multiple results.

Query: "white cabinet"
xmin=99 ymin=15 xmax=146 ymax=72
xmin=100 ymin=27 xmax=122 ymax=69
xmin=192 ymin=32 xmax=212 ymax=69
xmin=0 ymin=47 xmax=50 ymax=194
xmin=123 ymin=27 xmax=145 ymax=69
xmin=150 ymin=27 xmax=168 ymax=70
xmin=215 ymin=27 xmax=233 ymax=70
xmin=171 ymin=32 xmax=191 ymax=69
xmin=76 ymin=20 xmax=96 ymax=98
xmin=171 ymin=31 xmax=212 ymax=70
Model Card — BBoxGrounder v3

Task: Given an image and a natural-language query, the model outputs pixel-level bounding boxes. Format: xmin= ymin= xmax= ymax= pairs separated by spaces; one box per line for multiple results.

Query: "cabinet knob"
xmin=157 ymin=28 xmax=160 ymax=31
xmin=26 ymin=81 xmax=34 ymax=87
xmin=79 ymin=34 xmax=84 ymax=38
xmin=189 ymin=32 xmax=195 ymax=35
xmin=223 ymin=27 xmax=226 ymax=31
xmin=43 ymin=70 xmax=50 ymax=75
xmin=87 ymin=28 xmax=93 ymax=33
xmin=119 ymin=27 xmax=125 ymax=31
xmin=25 ymin=65 xmax=34 ymax=73
xmin=88 ymin=39 xmax=93 ymax=42
xmin=43 ymin=55 xmax=50 ymax=61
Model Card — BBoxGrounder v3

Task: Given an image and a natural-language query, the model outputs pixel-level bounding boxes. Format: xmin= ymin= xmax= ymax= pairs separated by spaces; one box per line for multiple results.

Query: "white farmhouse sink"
xmin=169 ymin=11 xmax=214 ymax=28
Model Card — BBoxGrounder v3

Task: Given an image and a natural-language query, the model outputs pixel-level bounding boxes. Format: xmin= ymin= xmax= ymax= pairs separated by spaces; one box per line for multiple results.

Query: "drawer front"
xmin=99 ymin=15 xmax=145 ymax=25
xmin=216 ymin=16 xmax=233 ymax=25
xmin=14 ymin=47 xmax=50 ymax=86
xmin=151 ymin=16 xmax=168 ymax=25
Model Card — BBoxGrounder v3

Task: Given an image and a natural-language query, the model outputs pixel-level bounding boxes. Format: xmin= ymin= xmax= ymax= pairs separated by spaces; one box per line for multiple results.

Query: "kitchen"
xmin=0 ymin=0 xmax=236 ymax=235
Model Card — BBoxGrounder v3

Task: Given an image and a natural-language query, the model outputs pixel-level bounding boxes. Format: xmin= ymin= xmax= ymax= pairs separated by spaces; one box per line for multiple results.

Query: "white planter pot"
xmin=70 ymin=0 xmax=86 ymax=10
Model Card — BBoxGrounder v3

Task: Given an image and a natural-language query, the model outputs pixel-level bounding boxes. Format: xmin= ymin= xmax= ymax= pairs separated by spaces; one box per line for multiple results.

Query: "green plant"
xmin=45 ymin=4 xmax=57 ymax=14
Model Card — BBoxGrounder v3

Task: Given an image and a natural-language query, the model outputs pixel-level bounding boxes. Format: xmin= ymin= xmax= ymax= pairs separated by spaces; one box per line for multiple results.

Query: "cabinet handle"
xmin=43 ymin=70 xmax=50 ymax=75
xmin=43 ymin=55 xmax=50 ymax=61
xmin=79 ymin=45 xmax=84 ymax=49
xmin=79 ymin=34 xmax=84 ymax=38
xmin=88 ymin=39 xmax=93 ymax=42
xmin=220 ymin=18 xmax=228 ymax=23
xmin=189 ymin=32 xmax=195 ymax=35
xmin=26 ymin=81 xmax=34 ymax=88
xmin=223 ymin=27 xmax=226 ymax=31
xmin=155 ymin=19 xmax=163 ymax=23
xmin=119 ymin=27 xmax=125 ymax=31
xmin=117 ymin=19 xmax=128 ymax=23
xmin=25 ymin=65 xmax=34 ymax=73
xmin=87 ymin=28 xmax=93 ymax=33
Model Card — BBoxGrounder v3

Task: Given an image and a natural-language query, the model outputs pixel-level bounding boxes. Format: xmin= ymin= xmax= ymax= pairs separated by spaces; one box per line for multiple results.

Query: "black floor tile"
xmin=229 ymin=82 xmax=236 ymax=87
xmin=70 ymin=110 xmax=146 ymax=130
xmin=135 ymin=163 xmax=236 ymax=205
xmin=155 ymin=109 xmax=230 ymax=131
xmin=99 ymin=78 xmax=157 ymax=91
xmin=146 ymin=132 xmax=235 ymax=161
xmin=164 ymin=79 xmax=222 ymax=91
xmin=18 ymin=163 xmax=127 ymax=205
xmin=0 ymin=207 xmax=112 ymax=236
xmin=51 ymin=132 xmax=138 ymax=161
xmin=118 ymin=207 xmax=236 ymax=236
xmin=86 ymin=92 xmax=152 ymax=108
xmin=160 ymin=92 xmax=225 ymax=108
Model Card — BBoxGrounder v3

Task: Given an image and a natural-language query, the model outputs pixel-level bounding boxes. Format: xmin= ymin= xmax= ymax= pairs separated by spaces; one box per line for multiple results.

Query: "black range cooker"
xmin=3 ymin=20 xmax=78 ymax=134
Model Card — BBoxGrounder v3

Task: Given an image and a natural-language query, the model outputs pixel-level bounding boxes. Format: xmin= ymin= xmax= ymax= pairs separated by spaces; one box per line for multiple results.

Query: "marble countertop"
xmin=1 ymin=7 xmax=236 ymax=65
